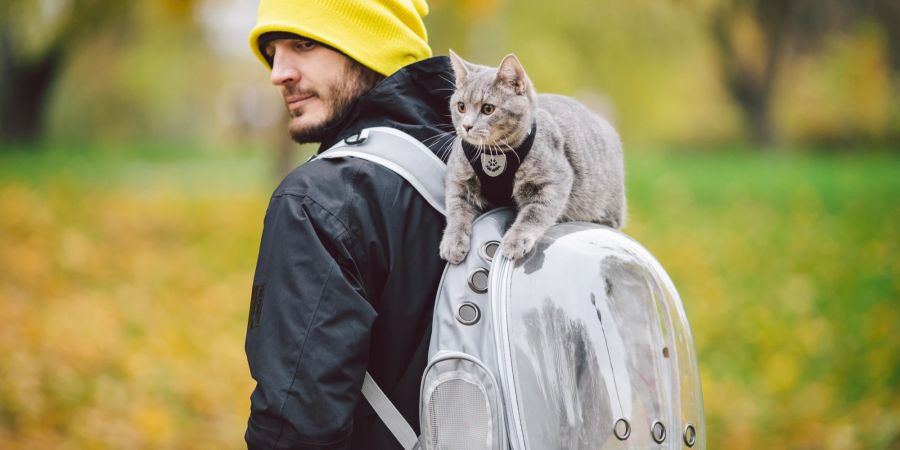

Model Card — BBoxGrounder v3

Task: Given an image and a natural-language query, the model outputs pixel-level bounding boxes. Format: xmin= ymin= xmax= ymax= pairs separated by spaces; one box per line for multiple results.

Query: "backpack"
xmin=316 ymin=127 xmax=706 ymax=450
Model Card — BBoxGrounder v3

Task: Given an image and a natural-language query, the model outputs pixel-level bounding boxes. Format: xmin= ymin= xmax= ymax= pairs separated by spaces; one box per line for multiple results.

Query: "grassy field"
xmin=0 ymin=146 xmax=897 ymax=449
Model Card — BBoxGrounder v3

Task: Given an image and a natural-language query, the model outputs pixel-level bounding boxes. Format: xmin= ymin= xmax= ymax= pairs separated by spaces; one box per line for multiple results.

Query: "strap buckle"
xmin=344 ymin=129 xmax=370 ymax=145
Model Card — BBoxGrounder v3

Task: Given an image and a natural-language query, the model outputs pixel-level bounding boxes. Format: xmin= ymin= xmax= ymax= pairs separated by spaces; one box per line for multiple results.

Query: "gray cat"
xmin=439 ymin=50 xmax=626 ymax=263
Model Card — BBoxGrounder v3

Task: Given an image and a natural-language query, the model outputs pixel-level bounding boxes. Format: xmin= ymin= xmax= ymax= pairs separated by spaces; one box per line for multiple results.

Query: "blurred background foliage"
xmin=0 ymin=0 xmax=898 ymax=449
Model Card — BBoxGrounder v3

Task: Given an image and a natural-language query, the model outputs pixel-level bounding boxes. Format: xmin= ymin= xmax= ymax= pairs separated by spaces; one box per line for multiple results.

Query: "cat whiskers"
xmin=421 ymin=130 xmax=459 ymax=162
xmin=433 ymin=123 xmax=457 ymax=132
xmin=467 ymin=141 xmax=485 ymax=164
xmin=421 ymin=129 xmax=455 ymax=145
xmin=501 ymin=138 xmax=522 ymax=165
xmin=437 ymin=75 xmax=457 ymax=89
xmin=466 ymin=141 xmax=507 ymax=166
xmin=436 ymin=134 xmax=459 ymax=161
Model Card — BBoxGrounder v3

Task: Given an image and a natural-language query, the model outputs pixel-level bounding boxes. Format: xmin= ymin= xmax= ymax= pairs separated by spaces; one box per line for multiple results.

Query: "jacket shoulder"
xmin=276 ymin=155 xmax=399 ymax=195
xmin=272 ymin=156 xmax=414 ymax=222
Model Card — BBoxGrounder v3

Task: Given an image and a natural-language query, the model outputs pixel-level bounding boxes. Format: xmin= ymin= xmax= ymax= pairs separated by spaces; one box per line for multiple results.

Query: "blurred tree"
xmin=710 ymin=0 xmax=798 ymax=148
xmin=871 ymin=0 xmax=900 ymax=75
xmin=0 ymin=0 xmax=134 ymax=145
xmin=708 ymin=0 xmax=900 ymax=148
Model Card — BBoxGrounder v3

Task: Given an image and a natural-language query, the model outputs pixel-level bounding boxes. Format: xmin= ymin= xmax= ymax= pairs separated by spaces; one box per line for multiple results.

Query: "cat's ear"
xmin=497 ymin=53 xmax=528 ymax=95
xmin=448 ymin=49 xmax=469 ymax=87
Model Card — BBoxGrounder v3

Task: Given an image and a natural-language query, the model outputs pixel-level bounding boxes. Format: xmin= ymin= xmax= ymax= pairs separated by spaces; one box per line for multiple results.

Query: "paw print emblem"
xmin=481 ymin=153 xmax=507 ymax=177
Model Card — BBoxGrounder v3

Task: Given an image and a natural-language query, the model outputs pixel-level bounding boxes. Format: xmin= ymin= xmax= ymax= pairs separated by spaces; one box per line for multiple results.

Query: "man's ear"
xmin=448 ymin=49 xmax=469 ymax=88
xmin=497 ymin=53 xmax=528 ymax=94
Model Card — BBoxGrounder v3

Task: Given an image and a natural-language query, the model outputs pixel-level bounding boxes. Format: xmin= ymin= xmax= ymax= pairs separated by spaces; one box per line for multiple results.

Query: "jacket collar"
xmin=317 ymin=56 xmax=455 ymax=159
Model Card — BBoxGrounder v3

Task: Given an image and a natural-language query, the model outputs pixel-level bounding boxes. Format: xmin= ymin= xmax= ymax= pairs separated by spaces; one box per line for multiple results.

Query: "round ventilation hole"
xmin=683 ymin=424 xmax=696 ymax=447
xmin=479 ymin=241 xmax=500 ymax=262
xmin=651 ymin=421 xmax=666 ymax=443
xmin=613 ymin=418 xmax=630 ymax=440
xmin=467 ymin=268 xmax=489 ymax=293
xmin=456 ymin=302 xmax=481 ymax=325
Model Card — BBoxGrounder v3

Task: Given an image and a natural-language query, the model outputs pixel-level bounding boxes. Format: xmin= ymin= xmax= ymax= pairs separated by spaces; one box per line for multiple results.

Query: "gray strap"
xmin=317 ymin=128 xmax=439 ymax=448
xmin=315 ymin=127 xmax=447 ymax=216
xmin=362 ymin=372 xmax=420 ymax=450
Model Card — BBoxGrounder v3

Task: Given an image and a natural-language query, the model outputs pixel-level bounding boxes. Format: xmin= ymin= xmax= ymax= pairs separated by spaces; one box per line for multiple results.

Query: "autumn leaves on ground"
xmin=0 ymin=147 xmax=898 ymax=449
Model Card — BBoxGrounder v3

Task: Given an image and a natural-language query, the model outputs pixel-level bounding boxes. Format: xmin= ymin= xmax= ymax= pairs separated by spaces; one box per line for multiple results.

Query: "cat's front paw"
xmin=439 ymin=231 xmax=471 ymax=265
xmin=501 ymin=230 xmax=539 ymax=260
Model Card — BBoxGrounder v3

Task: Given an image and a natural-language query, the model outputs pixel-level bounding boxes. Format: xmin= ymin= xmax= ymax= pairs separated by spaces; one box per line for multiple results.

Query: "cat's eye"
xmin=457 ymin=102 xmax=466 ymax=113
xmin=481 ymin=104 xmax=495 ymax=115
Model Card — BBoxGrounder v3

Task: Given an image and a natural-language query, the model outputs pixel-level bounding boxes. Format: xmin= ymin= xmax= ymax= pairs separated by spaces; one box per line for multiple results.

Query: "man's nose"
xmin=270 ymin=51 xmax=300 ymax=86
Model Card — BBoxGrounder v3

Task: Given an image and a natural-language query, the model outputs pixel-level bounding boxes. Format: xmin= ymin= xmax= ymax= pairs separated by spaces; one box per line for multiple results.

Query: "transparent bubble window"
xmin=493 ymin=223 xmax=705 ymax=449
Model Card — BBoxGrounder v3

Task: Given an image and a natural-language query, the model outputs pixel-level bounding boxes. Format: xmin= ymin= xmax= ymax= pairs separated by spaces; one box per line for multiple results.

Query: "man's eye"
xmin=457 ymin=102 xmax=466 ymax=113
xmin=264 ymin=45 xmax=275 ymax=58
xmin=295 ymin=40 xmax=317 ymax=51
xmin=481 ymin=104 xmax=495 ymax=115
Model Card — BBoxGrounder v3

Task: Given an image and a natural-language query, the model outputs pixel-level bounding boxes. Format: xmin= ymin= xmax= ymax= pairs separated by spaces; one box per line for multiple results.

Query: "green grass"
xmin=0 ymin=146 xmax=897 ymax=449
xmin=0 ymin=144 xmax=275 ymax=195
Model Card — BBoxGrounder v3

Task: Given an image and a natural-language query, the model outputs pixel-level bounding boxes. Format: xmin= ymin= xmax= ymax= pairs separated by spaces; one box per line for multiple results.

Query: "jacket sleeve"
xmin=245 ymin=191 xmax=377 ymax=450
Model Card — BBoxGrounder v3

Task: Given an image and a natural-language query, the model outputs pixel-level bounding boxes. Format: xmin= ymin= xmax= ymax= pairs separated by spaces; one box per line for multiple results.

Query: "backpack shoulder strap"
xmin=362 ymin=373 xmax=421 ymax=450
xmin=315 ymin=127 xmax=447 ymax=216
xmin=315 ymin=127 xmax=442 ymax=450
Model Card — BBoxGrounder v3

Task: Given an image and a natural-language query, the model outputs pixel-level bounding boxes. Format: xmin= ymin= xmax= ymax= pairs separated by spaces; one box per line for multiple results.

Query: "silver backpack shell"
xmin=421 ymin=208 xmax=705 ymax=450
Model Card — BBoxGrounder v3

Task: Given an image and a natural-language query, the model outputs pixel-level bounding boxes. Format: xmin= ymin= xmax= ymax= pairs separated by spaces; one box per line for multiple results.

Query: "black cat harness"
xmin=460 ymin=121 xmax=537 ymax=207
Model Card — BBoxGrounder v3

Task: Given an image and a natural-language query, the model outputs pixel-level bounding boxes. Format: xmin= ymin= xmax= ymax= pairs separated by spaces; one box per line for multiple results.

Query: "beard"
xmin=287 ymin=61 xmax=383 ymax=144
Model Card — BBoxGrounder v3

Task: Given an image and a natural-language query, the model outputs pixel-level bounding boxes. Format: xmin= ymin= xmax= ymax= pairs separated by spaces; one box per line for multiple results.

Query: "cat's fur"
xmin=439 ymin=50 xmax=626 ymax=263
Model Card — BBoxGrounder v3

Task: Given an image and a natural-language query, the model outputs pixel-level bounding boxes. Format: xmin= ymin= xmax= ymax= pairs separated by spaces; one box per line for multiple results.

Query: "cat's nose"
xmin=463 ymin=124 xmax=473 ymax=132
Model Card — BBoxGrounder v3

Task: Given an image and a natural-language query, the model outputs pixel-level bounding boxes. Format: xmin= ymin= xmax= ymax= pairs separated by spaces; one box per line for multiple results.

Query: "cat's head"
xmin=448 ymin=50 xmax=536 ymax=148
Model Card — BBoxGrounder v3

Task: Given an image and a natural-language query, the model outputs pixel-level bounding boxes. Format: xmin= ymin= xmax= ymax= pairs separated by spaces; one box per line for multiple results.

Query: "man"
xmin=244 ymin=0 xmax=454 ymax=449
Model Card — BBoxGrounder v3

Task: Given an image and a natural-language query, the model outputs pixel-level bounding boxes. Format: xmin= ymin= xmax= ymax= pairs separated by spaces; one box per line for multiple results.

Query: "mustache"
xmin=284 ymin=87 xmax=317 ymax=99
xmin=283 ymin=87 xmax=318 ymax=117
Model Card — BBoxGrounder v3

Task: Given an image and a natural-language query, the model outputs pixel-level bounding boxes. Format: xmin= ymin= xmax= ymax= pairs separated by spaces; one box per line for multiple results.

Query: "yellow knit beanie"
xmin=249 ymin=0 xmax=433 ymax=77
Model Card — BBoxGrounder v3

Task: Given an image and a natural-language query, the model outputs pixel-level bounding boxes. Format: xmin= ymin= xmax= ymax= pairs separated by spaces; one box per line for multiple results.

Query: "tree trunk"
xmin=710 ymin=1 xmax=790 ymax=149
xmin=874 ymin=0 xmax=900 ymax=75
xmin=0 ymin=35 xmax=64 ymax=146
xmin=743 ymin=94 xmax=777 ymax=148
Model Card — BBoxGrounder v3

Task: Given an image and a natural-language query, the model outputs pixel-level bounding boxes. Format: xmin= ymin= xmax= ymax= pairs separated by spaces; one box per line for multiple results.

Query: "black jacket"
xmin=245 ymin=57 xmax=455 ymax=450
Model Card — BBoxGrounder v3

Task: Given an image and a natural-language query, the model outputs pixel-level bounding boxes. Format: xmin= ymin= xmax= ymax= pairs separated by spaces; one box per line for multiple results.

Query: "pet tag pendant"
xmin=481 ymin=152 xmax=507 ymax=177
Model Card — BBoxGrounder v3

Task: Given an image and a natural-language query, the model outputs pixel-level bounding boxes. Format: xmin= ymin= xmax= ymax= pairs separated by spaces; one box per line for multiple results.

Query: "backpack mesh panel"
xmin=427 ymin=378 xmax=492 ymax=450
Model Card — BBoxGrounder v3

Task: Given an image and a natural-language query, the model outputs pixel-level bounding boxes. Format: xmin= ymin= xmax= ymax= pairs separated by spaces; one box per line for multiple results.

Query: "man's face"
xmin=266 ymin=37 xmax=372 ymax=144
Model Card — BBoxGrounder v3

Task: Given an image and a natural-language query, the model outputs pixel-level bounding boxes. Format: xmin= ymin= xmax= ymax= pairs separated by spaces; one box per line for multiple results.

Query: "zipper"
xmin=489 ymin=254 xmax=527 ymax=450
